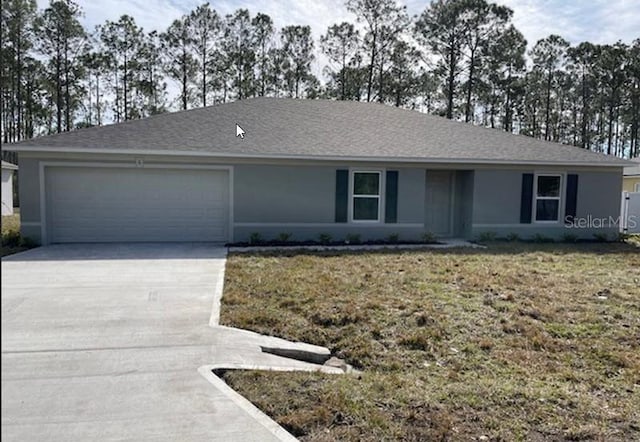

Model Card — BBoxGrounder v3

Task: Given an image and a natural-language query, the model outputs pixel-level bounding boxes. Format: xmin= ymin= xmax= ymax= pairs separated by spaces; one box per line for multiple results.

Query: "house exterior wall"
xmin=2 ymin=169 xmax=15 ymax=216
xmin=454 ymin=171 xmax=474 ymax=238
xmin=233 ymin=164 xmax=427 ymax=242
xmin=15 ymin=152 xmax=623 ymax=244
xmin=234 ymin=165 xmax=335 ymax=223
xmin=473 ymin=169 xmax=522 ymax=224
xmin=471 ymin=168 xmax=623 ymax=240
xmin=623 ymin=176 xmax=640 ymax=193
xmin=17 ymin=158 xmax=43 ymax=240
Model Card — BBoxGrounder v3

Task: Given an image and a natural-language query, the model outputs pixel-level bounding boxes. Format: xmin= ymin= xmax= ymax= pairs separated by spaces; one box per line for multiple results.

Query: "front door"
xmin=425 ymin=170 xmax=453 ymax=236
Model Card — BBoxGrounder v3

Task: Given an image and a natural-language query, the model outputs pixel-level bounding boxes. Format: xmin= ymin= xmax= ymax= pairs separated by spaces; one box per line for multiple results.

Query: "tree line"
xmin=2 ymin=0 xmax=639 ymax=162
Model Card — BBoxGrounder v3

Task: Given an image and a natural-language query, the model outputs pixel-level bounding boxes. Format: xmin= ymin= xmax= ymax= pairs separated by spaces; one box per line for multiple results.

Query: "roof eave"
xmin=6 ymin=145 xmax=630 ymax=168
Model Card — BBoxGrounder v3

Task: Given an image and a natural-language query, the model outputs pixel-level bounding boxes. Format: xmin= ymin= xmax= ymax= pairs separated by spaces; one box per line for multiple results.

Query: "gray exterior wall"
xmin=233 ymin=164 xmax=428 ymax=242
xmin=575 ymin=170 xmax=622 ymax=220
xmin=454 ymin=171 xmax=474 ymax=238
xmin=16 ymin=158 xmax=40 ymax=240
xmin=234 ymin=165 xmax=334 ymax=223
xmin=473 ymin=169 xmax=522 ymax=224
xmin=397 ymin=168 xmax=425 ymax=223
xmin=15 ymin=152 xmax=623 ymax=244
xmin=471 ymin=168 xmax=623 ymax=240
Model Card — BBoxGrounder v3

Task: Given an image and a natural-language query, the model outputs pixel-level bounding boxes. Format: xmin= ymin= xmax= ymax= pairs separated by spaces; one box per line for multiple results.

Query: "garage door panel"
xmin=46 ymin=167 xmax=229 ymax=243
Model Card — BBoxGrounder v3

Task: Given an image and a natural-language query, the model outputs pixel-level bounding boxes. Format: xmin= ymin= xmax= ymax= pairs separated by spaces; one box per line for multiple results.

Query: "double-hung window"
xmin=352 ymin=171 xmax=381 ymax=221
xmin=534 ymin=174 xmax=562 ymax=222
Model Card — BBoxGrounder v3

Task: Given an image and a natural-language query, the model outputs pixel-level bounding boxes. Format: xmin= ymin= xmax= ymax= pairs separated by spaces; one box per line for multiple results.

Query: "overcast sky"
xmin=35 ymin=0 xmax=639 ymax=88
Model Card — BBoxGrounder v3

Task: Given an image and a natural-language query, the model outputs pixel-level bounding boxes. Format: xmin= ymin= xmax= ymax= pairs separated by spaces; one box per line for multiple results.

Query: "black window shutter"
xmin=385 ymin=170 xmax=399 ymax=223
xmin=335 ymin=169 xmax=349 ymax=223
xmin=520 ymin=173 xmax=534 ymax=224
xmin=565 ymin=174 xmax=579 ymax=224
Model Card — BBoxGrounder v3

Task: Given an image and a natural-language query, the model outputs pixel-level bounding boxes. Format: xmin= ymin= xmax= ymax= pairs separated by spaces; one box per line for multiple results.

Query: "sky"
xmin=35 ymin=0 xmax=640 ymax=87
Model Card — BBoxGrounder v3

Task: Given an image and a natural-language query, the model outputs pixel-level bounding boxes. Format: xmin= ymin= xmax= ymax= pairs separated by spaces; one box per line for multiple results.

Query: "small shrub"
xmin=562 ymin=233 xmax=579 ymax=243
xmin=248 ymin=232 xmax=263 ymax=245
xmin=506 ymin=232 xmax=520 ymax=242
xmin=276 ymin=232 xmax=292 ymax=243
xmin=478 ymin=231 xmax=497 ymax=243
xmin=421 ymin=232 xmax=436 ymax=243
xmin=19 ymin=236 xmax=38 ymax=248
xmin=318 ymin=233 xmax=332 ymax=244
xmin=532 ymin=233 xmax=554 ymax=243
xmin=387 ymin=233 xmax=399 ymax=244
xmin=2 ymin=231 xmax=21 ymax=247
xmin=593 ymin=232 xmax=609 ymax=242
xmin=345 ymin=233 xmax=361 ymax=244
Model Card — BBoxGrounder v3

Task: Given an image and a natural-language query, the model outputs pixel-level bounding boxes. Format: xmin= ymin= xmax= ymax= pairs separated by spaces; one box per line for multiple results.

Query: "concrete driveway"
xmin=1 ymin=244 xmax=334 ymax=441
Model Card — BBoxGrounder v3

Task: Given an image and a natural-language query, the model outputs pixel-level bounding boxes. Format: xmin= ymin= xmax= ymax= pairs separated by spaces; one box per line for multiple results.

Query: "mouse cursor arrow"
xmin=236 ymin=124 xmax=245 ymax=139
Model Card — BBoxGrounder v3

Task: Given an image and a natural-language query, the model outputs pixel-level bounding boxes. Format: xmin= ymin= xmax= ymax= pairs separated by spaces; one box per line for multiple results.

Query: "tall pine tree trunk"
xmin=544 ymin=70 xmax=552 ymax=141
xmin=56 ymin=54 xmax=62 ymax=133
xmin=607 ymin=100 xmax=614 ymax=155
xmin=341 ymin=52 xmax=346 ymax=100
xmin=366 ymin=31 xmax=376 ymax=102
xmin=465 ymin=49 xmax=475 ymax=123
xmin=182 ymin=49 xmax=188 ymax=110
xmin=580 ymin=72 xmax=588 ymax=148
xmin=446 ymin=35 xmax=456 ymax=120
xmin=378 ymin=52 xmax=384 ymax=103
xmin=123 ymin=55 xmax=128 ymax=120
xmin=16 ymin=34 xmax=23 ymax=141
xmin=64 ymin=39 xmax=71 ymax=131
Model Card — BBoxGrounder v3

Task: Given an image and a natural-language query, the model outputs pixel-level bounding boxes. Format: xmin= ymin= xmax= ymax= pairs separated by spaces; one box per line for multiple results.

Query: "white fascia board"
xmin=5 ymin=145 xmax=631 ymax=168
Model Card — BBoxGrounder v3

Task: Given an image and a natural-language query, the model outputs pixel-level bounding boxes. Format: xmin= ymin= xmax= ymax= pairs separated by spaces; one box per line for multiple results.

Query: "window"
xmin=635 ymin=183 xmax=640 ymax=192
xmin=352 ymin=171 xmax=381 ymax=221
xmin=534 ymin=174 xmax=562 ymax=222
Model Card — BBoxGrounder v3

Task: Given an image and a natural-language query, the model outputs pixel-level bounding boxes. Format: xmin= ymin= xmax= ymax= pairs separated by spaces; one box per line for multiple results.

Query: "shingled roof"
xmin=7 ymin=98 xmax=629 ymax=166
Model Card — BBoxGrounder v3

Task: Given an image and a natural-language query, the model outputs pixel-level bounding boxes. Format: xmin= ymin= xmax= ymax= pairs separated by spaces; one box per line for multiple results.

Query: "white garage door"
xmin=45 ymin=166 xmax=229 ymax=243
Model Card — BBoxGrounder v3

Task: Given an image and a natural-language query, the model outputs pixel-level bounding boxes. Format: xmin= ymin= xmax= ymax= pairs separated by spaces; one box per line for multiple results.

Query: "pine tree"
xmin=320 ymin=22 xmax=360 ymax=100
xmin=280 ymin=25 xmax=315 ymax=99
xmin=189 ymin=3 xmax=220 ymax=106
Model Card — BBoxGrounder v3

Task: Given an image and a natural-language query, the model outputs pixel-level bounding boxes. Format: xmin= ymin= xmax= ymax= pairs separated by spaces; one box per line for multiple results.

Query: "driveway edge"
xmin=208 ymin=247 xmax=228 ymax=327
xmin=198 ymin=365 xmax=301 ymax=441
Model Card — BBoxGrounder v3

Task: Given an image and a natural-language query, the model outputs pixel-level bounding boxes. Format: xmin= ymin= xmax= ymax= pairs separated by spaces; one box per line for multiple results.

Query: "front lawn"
xmin=221 ymin=243 xmax=640 ymax=441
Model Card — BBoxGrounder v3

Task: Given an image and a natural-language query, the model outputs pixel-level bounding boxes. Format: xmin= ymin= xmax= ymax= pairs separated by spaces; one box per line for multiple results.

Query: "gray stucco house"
xmin=6 ymin=98 xmax=629 ymax=245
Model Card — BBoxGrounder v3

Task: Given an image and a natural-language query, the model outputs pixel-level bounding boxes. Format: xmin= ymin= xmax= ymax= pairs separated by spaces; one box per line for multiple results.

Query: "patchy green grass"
xmin=1 ymin=211 xmax=35 ymax=257
xmin=221 ymin=243 xmax=640 ymax=441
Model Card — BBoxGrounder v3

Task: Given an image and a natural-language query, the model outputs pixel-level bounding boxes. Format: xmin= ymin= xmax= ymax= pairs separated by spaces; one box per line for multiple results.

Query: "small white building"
xmin=2 ymin=160 xmax=18 ymax=216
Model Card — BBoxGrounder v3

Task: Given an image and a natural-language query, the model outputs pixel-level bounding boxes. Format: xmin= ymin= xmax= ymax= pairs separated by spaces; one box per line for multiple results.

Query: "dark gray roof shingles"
xmin=8 ymin=98 xmax=629 ymax=166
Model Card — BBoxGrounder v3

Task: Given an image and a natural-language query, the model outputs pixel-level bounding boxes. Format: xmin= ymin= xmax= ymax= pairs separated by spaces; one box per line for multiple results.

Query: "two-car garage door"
xmin=45 ymin=166 xmax=230 ymax=243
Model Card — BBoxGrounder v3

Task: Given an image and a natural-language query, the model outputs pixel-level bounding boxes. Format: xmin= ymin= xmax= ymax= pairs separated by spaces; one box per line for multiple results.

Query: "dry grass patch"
xmin=221 ymin=243 xmax=640 ymax=441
